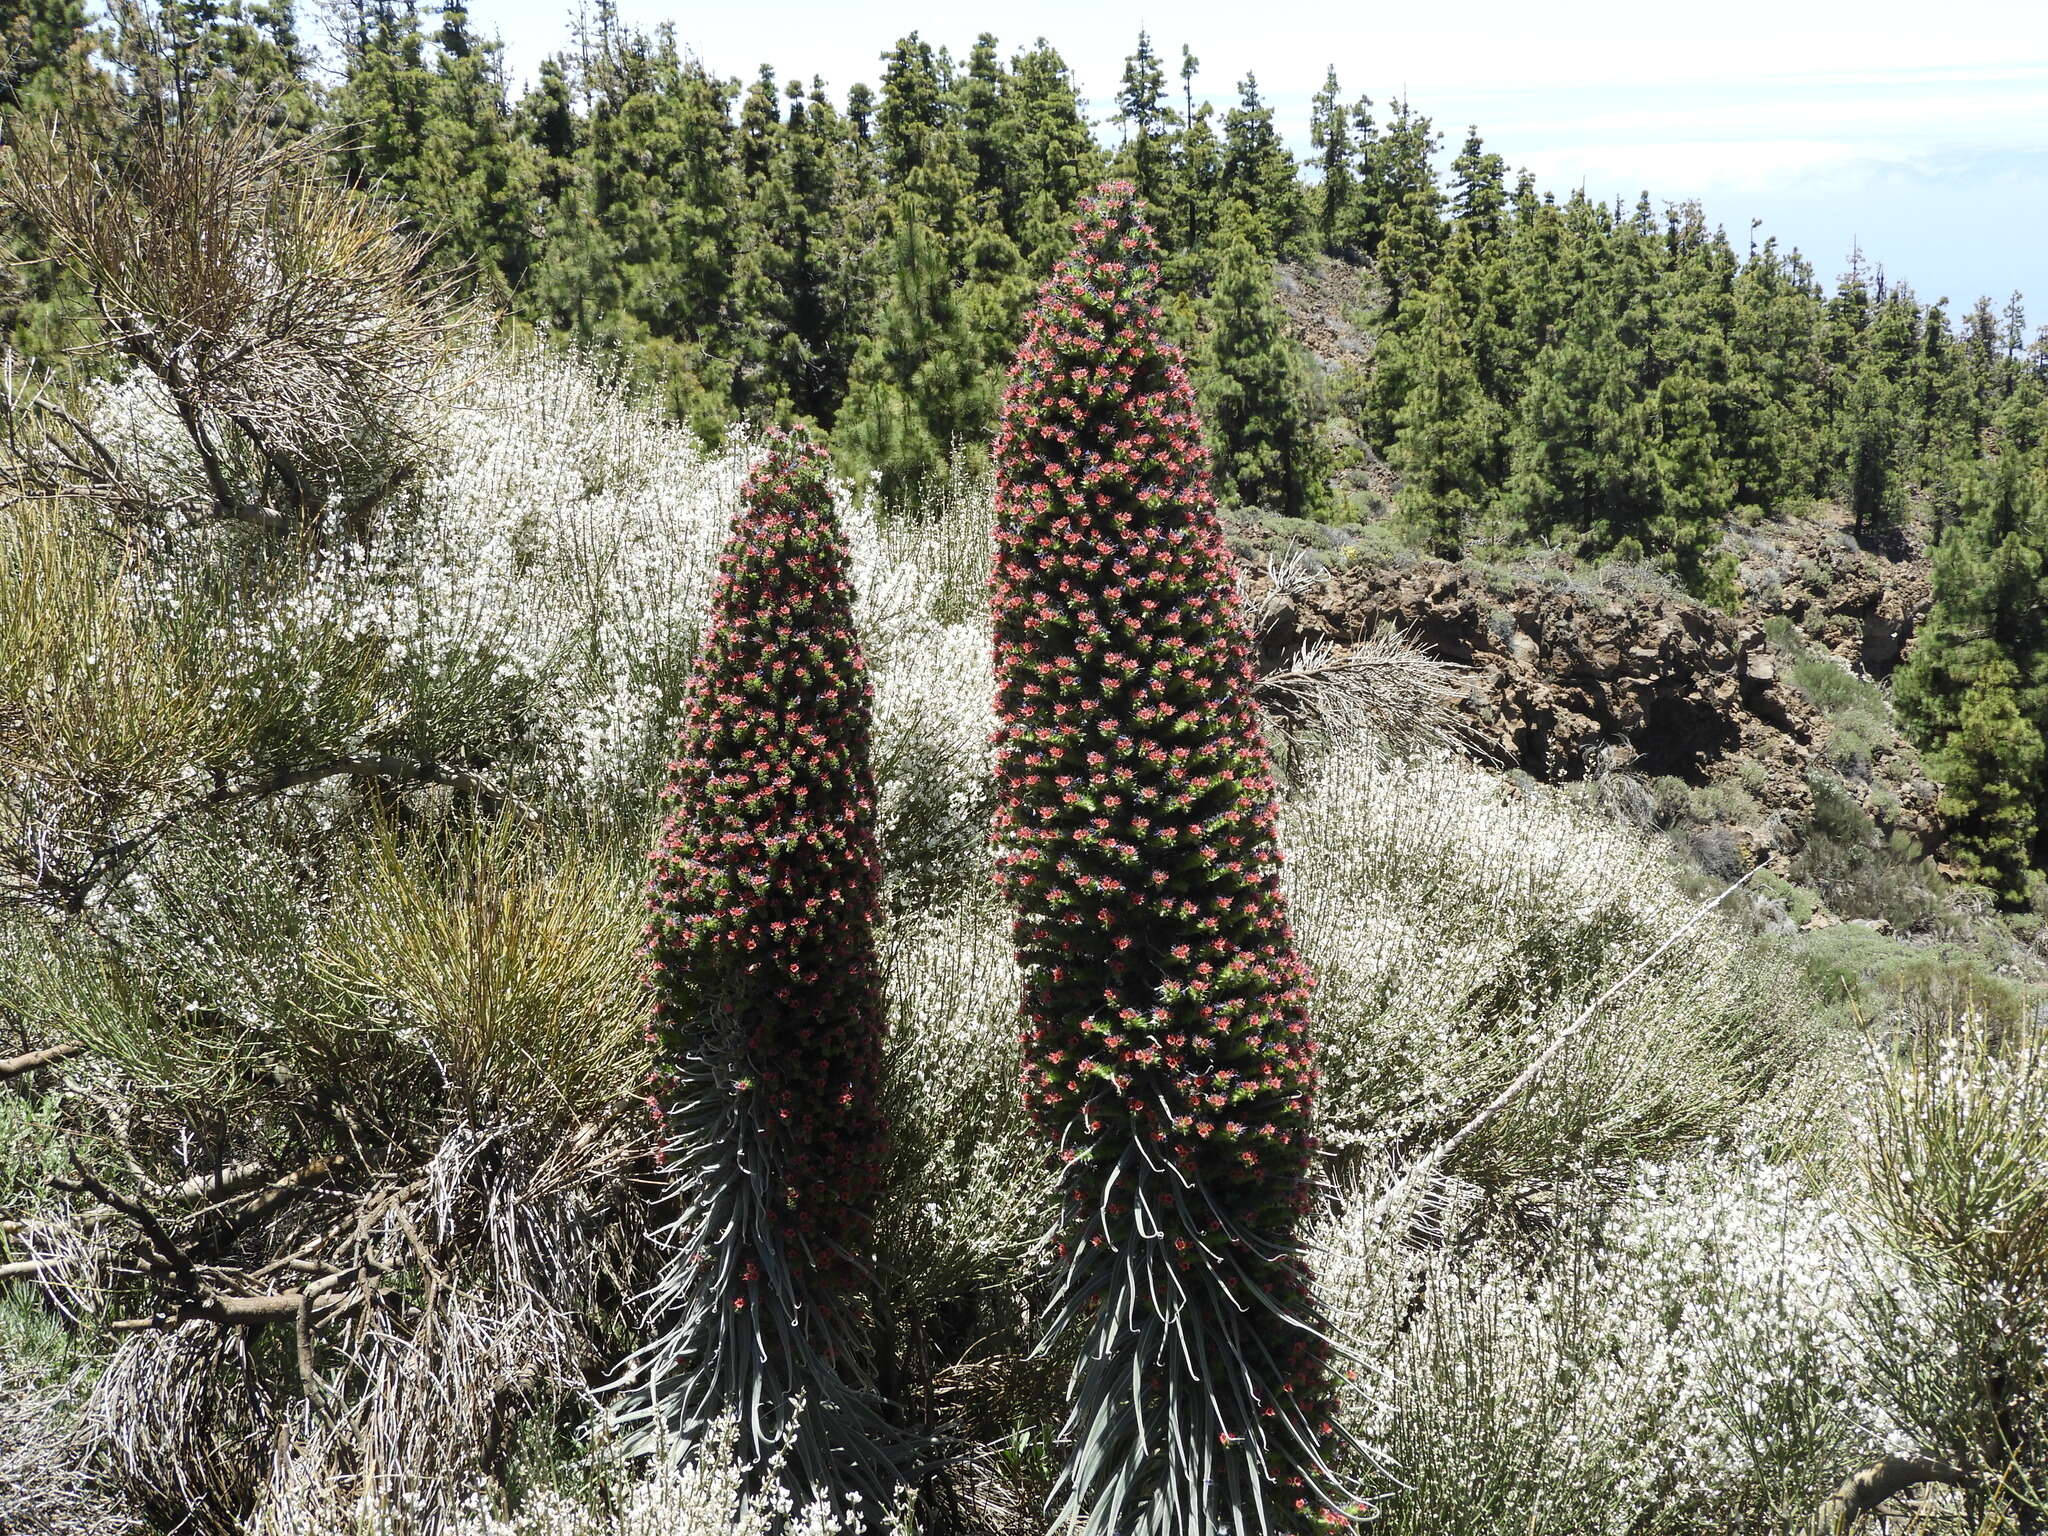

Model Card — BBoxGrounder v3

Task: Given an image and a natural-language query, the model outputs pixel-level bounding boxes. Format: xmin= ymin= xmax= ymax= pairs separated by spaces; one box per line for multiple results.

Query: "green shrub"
xmin=1853 ymin=1019 xmax=2048 ymax=1529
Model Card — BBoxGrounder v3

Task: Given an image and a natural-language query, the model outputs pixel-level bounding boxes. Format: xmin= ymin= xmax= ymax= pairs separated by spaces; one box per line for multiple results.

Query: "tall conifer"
xmin=1001 ymin=39 xmax=1103 ymax=266
xmin=1220 ymin=73 xmax=1303 ymax=259
xmin=1841 ymin=356 xmax=1908 ymax=538
xmin=1308 ymin=67 xmax=1354 ymax=256
xmin=1390 ymin=270 xmax=1494 ymax=558
xmin=1115 ymin=31 xmax=1171 ymax=212
xmin=1897 ymin=446 xmax=2048 ymax=902
xmin=1198 ymin=217 xmax=1330 ymax=518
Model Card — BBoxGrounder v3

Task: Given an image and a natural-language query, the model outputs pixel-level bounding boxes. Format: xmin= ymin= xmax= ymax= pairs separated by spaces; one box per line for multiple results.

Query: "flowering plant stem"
xmin=990 ymin=183 xmax=1366 ymax=1536
xmin=623 ymin=425 xmax=902 ymax=1521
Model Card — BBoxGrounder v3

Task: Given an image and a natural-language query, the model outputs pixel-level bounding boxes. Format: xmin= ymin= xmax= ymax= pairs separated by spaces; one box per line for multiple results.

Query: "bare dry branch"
xmin=1369 ymin=867 xmax=1762 ymax=1225
xmin=1240 ymin=544 xmax=1327 ymax=637
xmin=11 ymin=751 xmax=515 ymax=914
xmin=0 ymin=1257 xmax=68 ymax=1281
xmin=0 ymin=1039 xmax=83 ymax=1077
xmin=1257 ymin=630 xmax=1478 ymax=755
xmin=1815 ymin=1454 xmax=1982 ymax=1533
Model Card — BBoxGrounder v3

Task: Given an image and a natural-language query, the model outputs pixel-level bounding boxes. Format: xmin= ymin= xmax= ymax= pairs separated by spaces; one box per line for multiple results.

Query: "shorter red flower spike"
xmin=647 ymin=424 xmax=886 ymax=1297
xmin=624 ymin=427 xmax=906 ymax=1519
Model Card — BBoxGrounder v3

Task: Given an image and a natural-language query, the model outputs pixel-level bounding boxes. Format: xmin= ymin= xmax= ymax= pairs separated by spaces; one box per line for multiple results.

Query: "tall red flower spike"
xmin=990 ymin=184 xmax=1367 ymax=1536
xmin=622 ymin=424 xmax=902 ymax=1518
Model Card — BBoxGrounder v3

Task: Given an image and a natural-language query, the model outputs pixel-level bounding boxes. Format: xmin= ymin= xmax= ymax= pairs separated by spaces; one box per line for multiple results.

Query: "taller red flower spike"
xmin=624 ymin=424 xmax=902 ymax=1517
xmin=990 ymin=183 xmax=1365 ymax=1536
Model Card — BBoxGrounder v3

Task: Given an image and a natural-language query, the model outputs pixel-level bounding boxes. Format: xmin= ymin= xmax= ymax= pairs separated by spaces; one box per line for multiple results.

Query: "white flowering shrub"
xmin=11 ymin=339 xmax=2033 ymax=1536
xmin=1317 ymin=1156 xmax=1886 ymax=1536
xmin=847 ymin=484 xmax=1000 ymax=918
xmin=1284 ymin=750 xmax=1832 ymax=1192
xmin=248 ymin=1421 xmax=868 ymax=1536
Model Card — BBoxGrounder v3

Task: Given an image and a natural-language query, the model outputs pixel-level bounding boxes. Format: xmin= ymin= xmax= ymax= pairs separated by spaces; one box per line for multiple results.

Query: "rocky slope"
xmin=1247 ymin=505 xmax=1946 ymax=906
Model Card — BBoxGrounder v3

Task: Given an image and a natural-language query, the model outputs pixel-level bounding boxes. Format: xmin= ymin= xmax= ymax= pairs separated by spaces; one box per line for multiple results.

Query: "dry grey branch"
xmin=75 ymin=1114 xmax=650 ymax=1532
xmin=0 ymin=1039 xmax=83 ymax=1077
xmin=1814 ymin=1453 xmax=1981 ymax=1534
xmin=1367 ymin=865 xmax=1763 ymax=1224
xmin=1257 ymin=630 xmax=1479 ymax=761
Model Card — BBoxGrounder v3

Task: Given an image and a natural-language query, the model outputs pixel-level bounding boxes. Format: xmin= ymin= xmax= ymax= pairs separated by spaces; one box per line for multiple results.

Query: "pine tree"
xmin=626 ymin=425 xmax=901 ymax=1512
xmin=1925 ymin=662 xmax=2044 ymax=901
xmin=955 ymin=31 xmax=1006 ymax=210
xmin=873 ymin=31 xmax=948 ymax=186
xmin=1448 ymin=126 xmax=1506 ymax=243
xmin=990 ymin=182 xmax=1361 ymax=1536
xmin=332 ymin=0 xmax=536 ymax=301
xmin=114 ymin=0 xmax=315 ymax=119
xmin=997 ymin=39 xmax=1102 ymax=267
xmin=1114 ymin=30 xmax=1171 ymax=212
xmin=1389 ymin=269 xmax=1494 ymax=558
xmin=512 ymin=52 xmax=595 ymax=335
xmin=1498 ymin=193 xmax=1734 ymax=592
xmin=1308 ymin=66 xmax=1354 ymax=256
xmin=328 ymin=0 xmax=436 ymax=195
xmin=1197 ymin=215 xmax=1329 ymax=518
xmin=0 ymin=0 xmax=101 ymax=355
xmin=836 ymin=188 xmax=996 ymax=506
xmin=1171 ymin=93 xmax=1223 ymax=275
xmin=732 ymin=76 xmax=867 ymax=422
xmin=1896 ymin=446 xmax=2048 ymax=903
xmin=1334 ymin=92 xmax=1379 ymax=256
xmin=1505 ymin=206 xmax=1648 ymax=551
xmin=0 ymin=0 xmax=92 ymax=111
xmin=1965 ymin=294 xmax=2006 ymax=409
xmin=840 ymin=34 xmax=1021 ymax=502
xmin=1220 ymin=72 xmax=1303 ymax=259
xmin=1841 ymin=356 xmax=1907 ymax=539
xmin=736 ymin=63 xmax=780 ymax=187
xmin=1917 ymin=298 xmax=1976 ymax=502
xmin=1650 ymin=363 xmax=1739 ymax=600
xmin=514 ymin=25 xmax=745 ymax=435
xmin=1725 ymin=236 xmax=1826 ymax=512
xmin=1364 ymin=96 xmax=1442 ymax=305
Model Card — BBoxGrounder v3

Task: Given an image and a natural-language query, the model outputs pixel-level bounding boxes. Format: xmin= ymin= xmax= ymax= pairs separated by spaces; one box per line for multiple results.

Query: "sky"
xmin=469 ymin=0 xmax=2048 ymax=319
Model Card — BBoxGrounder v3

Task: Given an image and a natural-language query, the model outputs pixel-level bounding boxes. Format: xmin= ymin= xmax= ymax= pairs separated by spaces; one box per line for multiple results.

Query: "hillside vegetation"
xmin=10 ymin=0 xmax=2042 ymax=903
xmin=1 ymin=17 xmax=2046 ymax=1536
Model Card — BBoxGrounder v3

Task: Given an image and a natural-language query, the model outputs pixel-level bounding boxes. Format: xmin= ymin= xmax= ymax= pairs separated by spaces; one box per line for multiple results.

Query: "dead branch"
xmin=1816 ymin=1454 xmax=1982 ymax=1533
xmin=5 ymin=1157 xmax=319 ymax=1241
xmin=108 ymin=1271 xmax=367 ymax=1334
xmin=58 ymin=1158 xmax=198 ymax=1286
xmin=1257 ymin=630 xmax=1479 ymax=757
xmin=22 ymin=753 xmax=515 ymax=914
xmin=154 ymin=1162 xmax=272 ymax=1207
xmin=0 ymin=1039 xmax=83 ymax=1077
xmin=205 ymin=1156 xmax=345 ymax=1249
xmin=0 ymin=96 xmax=471 ymax=542
xmin=1239 ymin=544 xmax=1326 ymax=637
xmin=1370 ymin=867 xmax=1762 ymax=1224
xmin=0 ymin=1256 xmax=68 ymax=1281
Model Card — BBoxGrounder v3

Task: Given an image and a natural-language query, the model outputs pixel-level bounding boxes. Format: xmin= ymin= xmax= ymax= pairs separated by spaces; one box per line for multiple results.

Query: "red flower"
xmin=988 ymin=182 xmax=1347 ymax=1535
